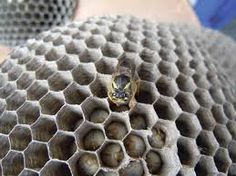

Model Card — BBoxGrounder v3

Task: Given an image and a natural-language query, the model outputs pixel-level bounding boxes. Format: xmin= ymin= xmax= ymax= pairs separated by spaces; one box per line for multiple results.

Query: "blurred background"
xmin=0 ymin=0 xmax=236 ymax=61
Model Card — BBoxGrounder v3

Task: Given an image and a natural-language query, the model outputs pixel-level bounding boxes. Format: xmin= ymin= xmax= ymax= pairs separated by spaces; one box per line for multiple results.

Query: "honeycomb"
xmin=0 ymin=0 xmax=78 ymax=47
xmin=0 ymin=15 xmax=236 ymax=176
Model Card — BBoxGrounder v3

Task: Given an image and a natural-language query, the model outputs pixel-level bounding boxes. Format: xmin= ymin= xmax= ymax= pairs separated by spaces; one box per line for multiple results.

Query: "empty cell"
xmin=124 ymin=133 xmax=146 ymax=158
xmin=49 ymin=132 xmax=76 ymax=160
xmin=154 ymin=96 xmax=182 ymax=121
xmin=56 ymin=54 xmax=79 ymax=71
xmin=7 ymin=65 xmax=23 ymax=81
xmin=40 ymin=160 xmax=72 ymax=176
xmin=194 ymin=155 xmax=218 ymax=176
xmin=156 ymin=76 xmax=179 ymax=97
xmin=175 ymin=112 xmax=201 ymax=139
xmin=175 ymin=92 xmax=200 ymax=114
xmin=192 ymin=74 xmax=211 ymax=90
xmin=90 ymin=74 xmax=110 ymax=98
xmin=211 ymin=105 xmax=228 ymax=124
xmin=177 ymin=137 xmax=200 ymax=167
xmin=27 ymin=80 xmax=49 ymax=100
xmin=223 ymin=102 xmax=235 ymax=120
xmin=194 ymin=88 xmax=214 ymax=108
xmin=118 ymin=52 xmax=143 ymax=69
xmin=139 ymin=48 xmax=161 ymax=64
xmin=31 ymin=116 xmax=57 ymax=142
xmin=65 ymin=40 xmax=86 ymax=55
xmin=97 ymin=170 xmax=117 ymax=176
xmin=176 ymin=74 xmax=196 ymax=92
xmin=0 ymin=111 xmax=17 ymax=134
xmin=213 ymin=124 xmax=232 ymax=148
xmin=2 ymin=151 xmax=24 ymax=176
xmin=48 ymin=71 xmax=72 ymax=91
xmin=17 ymin=101 xmax=40 ymax=124
xmin=148 ymin=124 xmax=166 ymax=149
xmin=142 ymin=38 xmax=161 ymax=51
xmin=100 ymin=142 xmax=124 ymax=168
xmin=0 ymin=74 xmax=7 ymax=88
xmin=105 ymin=119 xmax=128 ymax=140
xmin=16 ymin=72 xmax=34 ymax=90
xmin=175 ymin=60 xmax=195 ymax=77
xmin=110 ymin=22 xmax=128 ymax=33
xmin=135 ymin=81 xmax=158 ymax=104
xmin=85 ymin=35 xmax=106 ymax=48
xmin=79 ymin=48 xmax=102 ymax=63
xmin=19 ymin=170 xmax=39 ymax=176
xmin=35 ymin=63 xmax=57 ymax=80
xmin=228 ymin=141 xmax=236 ymax=163
xmin=57 ymin=105 xmax=84 ymax=132
xmin=0 ymin=99 xmax=6 ymax=116
xmin=39 ymin=92 xmax=64 ymax=115
xmin=138 ymin=62 xmax=159 ymax=82
xmin=1 ymin=60 xmax=15 ymax=73
xmin=26 ymin=57 xmax=44 ymax=71
xmin=227 ymin=120 xmax=236 ymax=140
xmin=72 ymin=153 xmax=99 ymax=176
xmin=196 ymin=130 xmax=219 ymax=156
xmin=159 ymin=48 xmax=178 ymax=62
xmin=101 ymin=42 xmax=123 ymax=58
xmin=35 ymin=44 xmax=50 ymax=56
xmin=196 ymin=108 xmax=216 ymax=131
xmin=81 ymin=97 xmax=109 ymax=123
xmin=119 ymin=160 xmax=144 ymax=176
xmin=53 ymin=35 xmax=72 ymax=46
xmin=63 ymin=83 xmax=90 ymax=105
xmin=0 ymin=135 xmax=10 ymax=159
xmin=122 ymin=40 xmax=142 ymax=53
xmin=72 ymin=63 xmax=96 ymax=85
xmin=222 ymin=87 xmax=236 ymax=103
xmin=209 ymin=87 xmax=226 ymax=104
xmin=9 ymin=125 xmax=32 ymax=151
xmin=158 ymin=61 xmax=179 ymax=79
xmin=106 ymin=31 xmax=126 ymax=44
xmin=45 ymin=47 xmax=64 ymax=61
xmin=214 ymin=148 xmax=232 ymax=173
xmin=24 ymin=142 xmax=49 ymax=170
xmin=145 ymin=150 xmax=163 ymax=175
xmin=95 ymin=57 xmax=117 ymax=75
xmin=126 ymin=30 xmax=144 ymax=43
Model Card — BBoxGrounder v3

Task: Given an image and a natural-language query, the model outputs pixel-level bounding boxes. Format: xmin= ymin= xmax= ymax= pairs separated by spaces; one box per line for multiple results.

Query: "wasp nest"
xmin=0 ymin=16 xmax=236 ymax=176
xmin=0 ymin=0 xmax=78 ymax=47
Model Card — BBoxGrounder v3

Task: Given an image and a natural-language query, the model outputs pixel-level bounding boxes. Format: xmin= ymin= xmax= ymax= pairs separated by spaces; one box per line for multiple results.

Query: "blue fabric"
xmin=193 ymin=0 xmax=236 ymax=29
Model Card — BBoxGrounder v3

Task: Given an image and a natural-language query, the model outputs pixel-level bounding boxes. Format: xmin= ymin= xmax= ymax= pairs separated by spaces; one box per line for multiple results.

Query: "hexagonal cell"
xmin=142 ymin=37 xmax=161 ymax=51
xmin=35 ymin=63 xmax=57 ymax=80
xmin=105 ymin=116 xmax=128 ymax=140
xmin=223 ymin=102 xmax=235 ymax=120
xmin=118 ymin=52 xmax=143 ymax=69
xmin=0 ymin=111 xmax=17 ymax=134
xmin=228 ymin=140 xmax=236 ymax=163
xmin=65 ymin=40 xmax=86 ymax=55
xmin=194 ymin=155 xmax=218 ymax=176
xmin=123 ymin=40 xmax=142 ymax=53
xmin=145 ymin=150 xmax=163 ymax=175
xmin=6 ymin=90 xmax=26 ymax=110
xmin=176 ymin=73 xmax=196 ymax=92
xmin=126 ymin=30 xmax=144 ymax=43
xmin=95 ymin=57 xmax=118 ymax=75
xmin=158 ymin=61 xmax=179 ymax=79
xmin=129 ymin=103 xmax=156 ymax=130
xmin=211 ymin=105 xmax=228 ymax=125
xmin=154 ymin=96 xmax=182 ymax=121
xmin=156 ymin=75 xmax=179 ymax=97
xmin=7 ymin=65 xmax=23 ymax=81
xmin=53 ymin=35 xmax=72 ymax=46
xmin=49 ymin=132 xmax=76 ymax=161
xmin=196 ymin=107 xmax=216 ymax=131
xmin=17 ymin=101 xmax=40 ymax=125
xmin=72 ymin=63 xmax=96 ymax=85
xmin=26 ymin=57 xmax=44 ymax=71
xmin=9 ymin=125 xmax=31 ymax=151
xmin=177 ymin=137 xmax=200 ymax=167
xmin=27 ymin=80 xmax=49 ymax=101
xmin=192 ymin=74 xmax=211 ymax=90
xmin=39 ymin=92 xmax=64 ymax=115
xmin=45 ymin=47 xmax=65 ymax=61
xmin=137 ymin=62 xmax=159 ymax=82
xmin=85 ymin=35 xmax=106 ymax=48
xmin=175 ymin=92 xmax=200 ymax=113
xmin=139 ymin=48 xmax=161 ymax=64
xmin=176 ymin=112 xmax=201 ymax=139
xmin=0 ymin=82 xmax=16 ymax=99
xmin=227 ymin=120 xmax=236 ymax=140
xmin=96 ymin=170 xmax=117 ymax=176
xmin=35 ymin=44 xmax=51 ymax=56
xmin=89 ymin=74 xmax=110 ymax=98
xmin=222 ymin=87 xmax=236 ymax=103
xmin=48 ymin=71 xmax=73 ymax=91
xmin=214 ymin=148 xmax=231 ymax=173
xmin=177 ymin=167 xmax=196 ymax=176
xmin=16 ymin=72 xmax=34 ymax=90
xmin=124 ymin=133 xmax=146 ymax=158
xmin=40 ymin=160 xmax=72 ymax=176
xmin=70 ymin=152 xmax=99 ymax=176
xmin=0 ymin=135 xmax=10 ymax=159
xmin=100 ymin=142 xmax=124 ymax=168
xmin=2 ymin=151 xmax=24 ymax=176
xmin=196 ymin=130 xmax=219 ymax=156
xmin=213 ymin=124 xmax=232 ymax=148
xmin=24 ymin=142 xmax=49 ymax=170
xmin=0 ymin=74 xmax=7 ymax=88
xmin=57 ymin=105 xmax=84 ymax=132
xmin=209 ymin=87 xmax=226 ymax=104
xmin=101 ymin=42 xmax=123 ymax=58
xmin=194 ymin=88 xmax=214 ymax=108
xmin=119 ymin=160 xmax=144 ymax=176
xmin=228 ymin=163 xmax=236 ymax=176
xmin=19 ymin=169 xmax=39 ymax=176
xmin=81 ymin=97 xmax=109 ymax=123
xmin=56 ymin=54 xmax=79 ymax=71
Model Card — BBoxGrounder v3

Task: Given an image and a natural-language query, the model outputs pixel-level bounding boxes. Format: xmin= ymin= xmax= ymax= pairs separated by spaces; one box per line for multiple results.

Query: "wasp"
xmin=108 ymin=60 xmax=139 ymax=110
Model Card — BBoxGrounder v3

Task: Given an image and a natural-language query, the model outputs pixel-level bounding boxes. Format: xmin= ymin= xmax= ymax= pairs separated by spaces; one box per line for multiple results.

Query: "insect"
xmin=107 ymin=60 xmax=138 ymax=110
